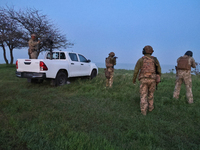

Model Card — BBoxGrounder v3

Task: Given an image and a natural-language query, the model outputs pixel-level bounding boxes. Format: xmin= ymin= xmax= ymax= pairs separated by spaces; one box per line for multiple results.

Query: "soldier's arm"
xmin=113 ymin=58 xmax=116 ymax=65
xmin=110 ymin=57 xmax=116 ymax=66
xmin=190 ymin=57 xmax=196 ymax=68
xmin=28 ymin=40 xmax=31 ymax=47
xmin=29 ymin=40 xmax=38 ymax=47
xmin=133 ymin=58 xmax=142 ymax=83
xmin=155 ymin=58 xmax=161 ymax=76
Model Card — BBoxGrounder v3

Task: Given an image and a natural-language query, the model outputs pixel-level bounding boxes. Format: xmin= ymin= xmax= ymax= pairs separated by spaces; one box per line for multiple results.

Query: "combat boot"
xmin=149 ymin=106 xmax=154 ymax=112
xmin=188 ymin=98 xmax=193 ymax=104
xmin=141 ymin=111 xmax=147 ymax=116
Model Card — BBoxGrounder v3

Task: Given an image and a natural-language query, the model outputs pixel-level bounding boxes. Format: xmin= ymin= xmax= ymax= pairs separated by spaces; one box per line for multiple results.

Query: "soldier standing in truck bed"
xmin=28 ymin=33 xmax=40 ymax=59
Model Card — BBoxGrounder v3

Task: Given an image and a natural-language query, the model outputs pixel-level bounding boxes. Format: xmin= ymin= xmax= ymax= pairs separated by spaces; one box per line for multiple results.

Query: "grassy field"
xmin=0 ymin=64 xmax=200 ymax=150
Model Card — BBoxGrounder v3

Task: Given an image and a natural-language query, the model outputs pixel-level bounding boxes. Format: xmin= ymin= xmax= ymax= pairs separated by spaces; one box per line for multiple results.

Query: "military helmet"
xmin=143 ymin=45 xmax=154 ymax=55
xmin=109 ymin=52 xmax=115 ymax=57
xmin=31 ymin=33 xmax=36 ymax=37
xmin=185 ymin=51 xmax=193 ymax=57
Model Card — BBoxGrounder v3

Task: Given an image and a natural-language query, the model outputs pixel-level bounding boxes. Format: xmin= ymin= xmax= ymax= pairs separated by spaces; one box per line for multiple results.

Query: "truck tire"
xmin=90 ymin=69 xmax=97 ymax=79
xmin=55 ymin=71 xmax=67 ymax=86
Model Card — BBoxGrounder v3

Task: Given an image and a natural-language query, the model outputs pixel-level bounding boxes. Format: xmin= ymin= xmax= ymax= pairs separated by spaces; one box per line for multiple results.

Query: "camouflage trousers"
xmin=30 ymin=51 xmax=38 ymax=59
xmin=173 ymin=70 xmax=193 ymax=103
xmin=106 ymin=68 xmax=114 ymax=87
xmin=139 ymin=78 xmax=156 ymax=115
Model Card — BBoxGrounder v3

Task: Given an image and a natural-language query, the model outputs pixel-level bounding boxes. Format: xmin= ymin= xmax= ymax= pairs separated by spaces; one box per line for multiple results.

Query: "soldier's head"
xmin=31 ymin=33 xmax=36 ymax=40
xmin=142 ymin=45 xmax=154 ymax=55
xmin=109 ymin=52 xmax=115 ymax=57
xmin=185 ymin=51 xmax=193 ymax=57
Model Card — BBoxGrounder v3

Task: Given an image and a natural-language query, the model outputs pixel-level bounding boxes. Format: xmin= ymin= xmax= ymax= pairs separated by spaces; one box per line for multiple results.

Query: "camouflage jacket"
xmin=28 ymin=39 xmax=39 ymax=52
xmin=133 ymin=54 xmax=161 ymax=83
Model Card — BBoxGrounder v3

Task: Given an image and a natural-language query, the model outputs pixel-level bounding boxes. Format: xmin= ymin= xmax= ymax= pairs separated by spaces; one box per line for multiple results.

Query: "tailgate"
xmin=17 ymin=59 xmax=43 ymax=72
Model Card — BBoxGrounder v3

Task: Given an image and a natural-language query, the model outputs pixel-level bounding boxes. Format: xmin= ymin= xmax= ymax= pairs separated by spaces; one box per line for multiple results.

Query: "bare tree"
xmin=9 ymin=7 xmax=73 ymax=55
xmin=0 ymin=7 xmax=28 ymax=64
xmin=0 ymin=38 xmax=9 ymax=64
xmin=0 ymin=8 xmax=10 ymax=64
xmin=0 ymin=6 xmax=73 ymax=64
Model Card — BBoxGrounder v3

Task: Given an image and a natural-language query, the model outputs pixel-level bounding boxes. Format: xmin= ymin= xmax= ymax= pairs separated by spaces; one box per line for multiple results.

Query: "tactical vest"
xmin=177 ymin=56 xmax=190 ymax=70
xmin=105 ymin=57 xmax=114 ymax=68
xmin=138 ymin=56 xmax=156 ymax=80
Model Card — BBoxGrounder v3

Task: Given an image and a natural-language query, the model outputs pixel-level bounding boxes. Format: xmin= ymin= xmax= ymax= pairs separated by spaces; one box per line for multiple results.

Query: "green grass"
xmin=0 ymin=64 xmax=200 ymax=150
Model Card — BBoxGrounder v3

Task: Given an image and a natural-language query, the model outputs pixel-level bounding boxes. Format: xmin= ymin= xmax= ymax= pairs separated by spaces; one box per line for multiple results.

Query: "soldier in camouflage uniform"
xmin=133 ymin=45 xmax=161 ymax=115
xmin=28 ymin=33 xmax=40 ymax=59
xmin=105 ymin=52 xmax=117 ymax=87
xmin=173 ymin=51 xmax=196 ymax=104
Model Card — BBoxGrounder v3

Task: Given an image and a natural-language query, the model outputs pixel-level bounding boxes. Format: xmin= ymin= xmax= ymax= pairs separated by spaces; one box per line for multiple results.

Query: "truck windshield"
xmin=78 ymin=54 xmax=88 ymax=62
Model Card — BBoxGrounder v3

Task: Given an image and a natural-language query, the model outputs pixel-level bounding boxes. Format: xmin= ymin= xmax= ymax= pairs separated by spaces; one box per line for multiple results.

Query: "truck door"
xmin=78 ymin=54 xmax=91 ymax=76
xmin=68 ymin=53 xmax=81 ymax=76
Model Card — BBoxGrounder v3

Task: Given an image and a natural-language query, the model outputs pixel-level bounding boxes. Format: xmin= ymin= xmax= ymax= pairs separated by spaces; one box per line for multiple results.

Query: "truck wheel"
xmin=55 ymin=72 xmax=67 ymax=86
xmin=90 ymin=70 xmax=97 ymax=79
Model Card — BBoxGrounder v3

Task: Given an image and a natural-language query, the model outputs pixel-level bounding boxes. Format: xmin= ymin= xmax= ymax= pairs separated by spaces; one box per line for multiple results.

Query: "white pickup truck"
xmin=16 ymin=51 xmax=98 ymax=86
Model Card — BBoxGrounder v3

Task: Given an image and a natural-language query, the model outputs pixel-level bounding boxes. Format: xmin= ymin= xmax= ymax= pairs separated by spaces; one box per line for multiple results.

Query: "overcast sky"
xmin=1 ymin=0 xmax=200 ymax=65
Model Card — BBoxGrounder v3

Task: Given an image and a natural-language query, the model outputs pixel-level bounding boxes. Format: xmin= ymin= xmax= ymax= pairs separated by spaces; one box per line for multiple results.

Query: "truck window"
xmin=46 ymin=52 xmax=59 ymax=59
xmin=78 ymin=54 xmax=88 ymax=62
xmin=53 ymin=52 xmax=59 ymax=59
xmin=60 ymin=52 xmax=66 ymax=59
xmin=69 ymin=53 xmax=78 ymax=61
xmin=46 ymin=53 xmax=51 ymax=59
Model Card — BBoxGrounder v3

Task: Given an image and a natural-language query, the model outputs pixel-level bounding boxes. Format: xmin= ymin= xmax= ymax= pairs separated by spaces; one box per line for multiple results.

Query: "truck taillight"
xmin=40 ymin=61 xmax=48 ymax=71
xmin=16 ymin=60 xmax=18 ymax=69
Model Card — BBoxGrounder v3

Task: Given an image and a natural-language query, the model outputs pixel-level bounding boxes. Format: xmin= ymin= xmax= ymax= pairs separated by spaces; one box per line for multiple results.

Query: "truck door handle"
xmin=24 ymin=62 xmax=31 ymax=65
xmin=71 ymin=63 xmax=74 ymax=65
xmin=81 ymin=64 xmax=84 ymax=65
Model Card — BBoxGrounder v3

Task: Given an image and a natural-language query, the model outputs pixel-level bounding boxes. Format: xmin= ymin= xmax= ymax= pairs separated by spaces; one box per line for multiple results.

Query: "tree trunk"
xmin=9 ymin=48 xmax=14 ymax=64
xmin=1 ymin=45 xmax=9 ymax=64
